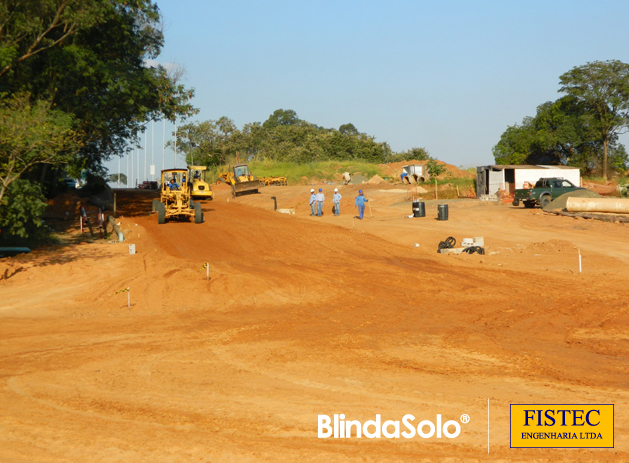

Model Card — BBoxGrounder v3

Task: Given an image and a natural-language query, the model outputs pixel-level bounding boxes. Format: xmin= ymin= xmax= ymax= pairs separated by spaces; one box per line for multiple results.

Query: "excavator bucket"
xmin=232 ymin=179 xmax=262 ymax=196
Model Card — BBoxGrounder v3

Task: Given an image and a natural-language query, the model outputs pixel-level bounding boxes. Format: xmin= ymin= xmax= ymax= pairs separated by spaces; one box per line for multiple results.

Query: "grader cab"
xmin=152 ymin=169 xmax=204 ymax=224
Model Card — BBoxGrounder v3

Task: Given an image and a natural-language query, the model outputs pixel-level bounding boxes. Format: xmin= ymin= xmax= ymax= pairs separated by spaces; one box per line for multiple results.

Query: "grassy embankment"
xmin=206 ymin=159 xmax=477 ymax=199
xmin=206 ymin=160 xmax=384 ymax=185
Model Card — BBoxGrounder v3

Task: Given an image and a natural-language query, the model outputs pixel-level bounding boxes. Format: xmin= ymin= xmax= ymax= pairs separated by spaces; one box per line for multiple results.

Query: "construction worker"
xmin=332 ymin=188 xmax=342 ymax=216
xmin=354 ymin=190 xmax=369 ymax=219
xmin=168 ymin=178 xmax=180 ymax=190
xmin=316 ymin=188 xmax=325 ymax=216
xmin=309 ymin=189 xmax=316 ymax=216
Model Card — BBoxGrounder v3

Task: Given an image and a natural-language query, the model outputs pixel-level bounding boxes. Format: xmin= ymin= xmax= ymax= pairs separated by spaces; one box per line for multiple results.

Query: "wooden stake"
xmin=456 ymin=185 xmax=460 ymax=198
xmin=206 ymin=263 xmax=209 ymax=280
xmin=435 ymin=179 xmax=438 ymax=200
xmin=578 ymin=249 xmax=582 ymax=273
xmin=127 ymin=290 xmax=130 ymax=308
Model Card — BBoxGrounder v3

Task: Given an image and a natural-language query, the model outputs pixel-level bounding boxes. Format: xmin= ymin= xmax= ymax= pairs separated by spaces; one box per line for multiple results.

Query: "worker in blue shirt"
xmin=354 ymin=190 xmax=369 ymax=219
xmin=316 ymin=188 xmax=325 ymax=216
xmin=168 ymin=179 xmax=180 ymax=190
xmin=309 ymin=189 xmax=316 ymax=216
xmin=332 ymin=188 xmax=342 ymax=216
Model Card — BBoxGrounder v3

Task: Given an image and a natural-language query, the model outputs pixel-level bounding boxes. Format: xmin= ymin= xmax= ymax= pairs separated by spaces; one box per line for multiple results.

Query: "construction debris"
xmin=438 ymin=236 xmax=485 ymax=255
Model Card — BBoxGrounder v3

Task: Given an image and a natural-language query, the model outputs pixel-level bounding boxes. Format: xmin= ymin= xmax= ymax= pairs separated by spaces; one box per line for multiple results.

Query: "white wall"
xmin=488 ymin=170 xmax=504 ymax=195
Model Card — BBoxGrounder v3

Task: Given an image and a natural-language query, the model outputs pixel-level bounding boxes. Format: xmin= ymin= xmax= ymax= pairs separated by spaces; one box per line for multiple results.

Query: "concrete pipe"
xmin=108 ymin=216 xmax=125 ymax=242
xmin=566 ymin=197 xmax=629 ymax=214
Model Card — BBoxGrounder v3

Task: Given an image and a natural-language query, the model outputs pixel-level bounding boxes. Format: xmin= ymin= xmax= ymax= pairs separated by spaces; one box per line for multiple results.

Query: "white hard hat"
xmin=311 ymin=189 xmax=315 ymax=192
xmin=334 ymin=188 xmax=338 ymax=192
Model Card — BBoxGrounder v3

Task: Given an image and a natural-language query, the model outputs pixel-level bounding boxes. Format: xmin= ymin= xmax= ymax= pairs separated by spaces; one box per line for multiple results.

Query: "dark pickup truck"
xmin=513 ymin=177 xmax=584 ymax=209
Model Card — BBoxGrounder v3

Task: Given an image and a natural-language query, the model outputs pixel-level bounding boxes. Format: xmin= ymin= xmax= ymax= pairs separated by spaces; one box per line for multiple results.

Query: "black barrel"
xmin=412 ymin=200 xmax=426 ymax=218
xmin=437 ymin=204 xmax=449 ymax=221
xmin=417 ymin=201 xmax=425 ymax=217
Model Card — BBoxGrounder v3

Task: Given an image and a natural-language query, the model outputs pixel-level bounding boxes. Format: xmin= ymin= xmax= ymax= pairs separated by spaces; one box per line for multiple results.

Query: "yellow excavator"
xmin=187 ymin=165 xmax=213 ymax=200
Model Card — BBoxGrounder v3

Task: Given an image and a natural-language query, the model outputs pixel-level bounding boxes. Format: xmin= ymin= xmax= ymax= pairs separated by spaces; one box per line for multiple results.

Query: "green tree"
xmin=108 ymin=173 xmax=127 ymax=185
xmin=492 ymin=120 xmax=535 ymax=165
xmin=1 ymin=0 xmax=197 ymax=175
xmin=0 ymin=93 xmax=82 ymax=206
xmin=0 ymin=179 xmax=48 ymax=241
xmin=559 ymin=60 xmax=629 ymax=179
xmin=426 ymin=159 xmax=446 ymax=177
xmin=492 ymin=96 xmax=627 ymax=174
xmin=0 ymin=0 xmax=103 ymax=79
xmin=390 ymin=147 xmax=431 ymax=162
xmin=262 ymin=109 xmax=300 ymax=129
xmin=339 ymin=123 xmax=358 ymax=135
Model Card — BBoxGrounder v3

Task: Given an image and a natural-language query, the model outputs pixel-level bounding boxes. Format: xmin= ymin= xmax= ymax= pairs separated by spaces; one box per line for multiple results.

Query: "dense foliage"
xmin=493 ymin=61 xmax=629 ymax=178
xmin=175 ymin=109 xmax=430 ymax=167
xmin=0 ymin=179 xmax=47 ymax=241
xmin=0 ymin=0 xmax=196 ymax=240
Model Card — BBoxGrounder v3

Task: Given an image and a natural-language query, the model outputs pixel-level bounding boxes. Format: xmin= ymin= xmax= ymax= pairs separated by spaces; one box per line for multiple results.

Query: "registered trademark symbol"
xmin=460 ymin=414 xmax=470 ymax=424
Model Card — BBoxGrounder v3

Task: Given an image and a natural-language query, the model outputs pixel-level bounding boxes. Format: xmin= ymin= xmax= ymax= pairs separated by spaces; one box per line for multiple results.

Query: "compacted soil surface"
xmin=1 ymin=185 xmax=627 ymax=462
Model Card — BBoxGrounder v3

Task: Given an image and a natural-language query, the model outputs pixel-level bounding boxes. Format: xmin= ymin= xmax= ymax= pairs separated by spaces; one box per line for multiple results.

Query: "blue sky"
xmin=108 ymin=0 xmax=629 ymax=182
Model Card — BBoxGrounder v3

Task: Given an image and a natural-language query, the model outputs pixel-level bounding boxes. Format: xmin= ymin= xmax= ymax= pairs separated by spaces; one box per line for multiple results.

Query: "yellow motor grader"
xmin=187 ymin=165 xmax=214 ymax=200
xmin=152 ymin=169 xmax=204 ymax=224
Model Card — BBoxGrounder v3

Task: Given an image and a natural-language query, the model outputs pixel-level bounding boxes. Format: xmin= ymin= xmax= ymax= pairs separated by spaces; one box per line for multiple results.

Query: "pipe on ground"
xmin=108 ymin=216 xmax=125 ymax=242
xmin=566 ymin=197 xmax=629 ymax=214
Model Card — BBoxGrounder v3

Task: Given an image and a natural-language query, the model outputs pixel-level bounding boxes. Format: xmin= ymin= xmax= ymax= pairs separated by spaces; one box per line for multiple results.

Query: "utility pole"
xmin=117 ymin=156 xmax=120 ymax=187
xmin=143 ymin=129 xmax=147 ymax=182
xmin=151 ymin=120 xmax=155 ymax=180
xmin=162 ymin=119 xmax=165 ymax=170
xmin=174 ymin=119 xmax=177 ymax=168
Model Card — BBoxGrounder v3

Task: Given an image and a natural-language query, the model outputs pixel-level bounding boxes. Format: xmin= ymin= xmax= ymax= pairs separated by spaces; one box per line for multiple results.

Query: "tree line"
xmin=174 ymin=109 xmax=430 ymax=167
xmin=493 ymin=60 xmax=629 ymax=179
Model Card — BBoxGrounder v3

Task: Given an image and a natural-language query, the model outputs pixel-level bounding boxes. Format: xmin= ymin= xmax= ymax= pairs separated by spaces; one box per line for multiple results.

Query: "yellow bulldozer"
xmin=219 ymin=164 xmax=262 ymax=197
xmin=187 ymin=165 xmax=213 ymax=200
xmin=152 ymin=169 xmax=204 ymax=224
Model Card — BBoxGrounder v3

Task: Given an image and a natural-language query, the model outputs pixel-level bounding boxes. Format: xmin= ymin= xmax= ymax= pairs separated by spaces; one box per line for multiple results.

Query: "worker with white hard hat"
xmin=309 ymin=189 xmax=316 ymax=216
xmin=332 ymin=188 xmax=342 ymax=216
xmin=315 ymin=188 xmax=325 ymax=216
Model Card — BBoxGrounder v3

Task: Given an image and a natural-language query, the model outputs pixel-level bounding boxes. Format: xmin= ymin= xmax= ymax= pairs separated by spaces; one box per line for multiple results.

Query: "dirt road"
xmin=1 ymin=187 xmax=627 ymax=462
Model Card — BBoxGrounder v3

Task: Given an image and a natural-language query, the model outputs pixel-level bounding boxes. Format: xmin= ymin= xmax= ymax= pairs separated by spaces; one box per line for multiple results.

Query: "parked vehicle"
xmin=61 ymin=178 xmax=78 ymax=189
xmin=513 ymin=177 xmax=584 ymax=209
xmin=138 ymin=181 xmax=158 ymax=190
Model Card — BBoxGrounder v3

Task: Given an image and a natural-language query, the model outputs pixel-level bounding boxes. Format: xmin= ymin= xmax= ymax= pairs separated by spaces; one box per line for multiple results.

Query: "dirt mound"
xmin=524 ymin=239 xmax=577 ymax=254
xmin=378 ymin=159 xmax=473 ymax=179
xmin=367 ymin=174 xmax=385 ymax=184
xmin=45 ymin=191 xmax=87 ymax=216
xmin=582 ymin=181 xmax=619 ymax=196
xmin=544 ymin=189 xmax=602 ymax=211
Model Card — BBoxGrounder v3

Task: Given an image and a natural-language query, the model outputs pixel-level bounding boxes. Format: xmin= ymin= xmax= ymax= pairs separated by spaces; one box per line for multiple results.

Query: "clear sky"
xmin=108 ymin=0 xmax=629 ymax=182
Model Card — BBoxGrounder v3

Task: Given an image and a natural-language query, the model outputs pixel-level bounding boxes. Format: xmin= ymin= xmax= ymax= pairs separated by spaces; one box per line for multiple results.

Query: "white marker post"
xmin=206 ymin=263 xmax=209 ymax=281
xmin=128 ymin=289 xmax=130 ymax=308
xmin=578 ymin=249 xmax=582 ymax=273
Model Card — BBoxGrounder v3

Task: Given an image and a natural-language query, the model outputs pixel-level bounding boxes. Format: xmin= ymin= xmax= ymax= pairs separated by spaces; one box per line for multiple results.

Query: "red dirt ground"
xmin=1 ymin=186 xmax=628 ymax=462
